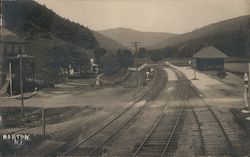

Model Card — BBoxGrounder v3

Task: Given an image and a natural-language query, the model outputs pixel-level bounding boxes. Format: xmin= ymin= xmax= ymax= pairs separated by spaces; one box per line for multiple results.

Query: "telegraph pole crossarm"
xmin=246 ymin=28 xmax=250 ymax=120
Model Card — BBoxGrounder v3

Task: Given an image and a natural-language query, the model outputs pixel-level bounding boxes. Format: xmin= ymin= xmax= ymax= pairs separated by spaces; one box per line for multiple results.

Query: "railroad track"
xmin=2 ymin=66 xmax=164 ymax=157
xmin=188 ymin=84 xmax=235 ymax=156
xmin=132 ymin=68 xmax=189 ymax=157
xmin=61 ymin=66 xmax=166 ymax=156
xmin=167 ymin=65 xmax=237 ymax=156
xmin=4 ymin=66 xmax=160 ymax=136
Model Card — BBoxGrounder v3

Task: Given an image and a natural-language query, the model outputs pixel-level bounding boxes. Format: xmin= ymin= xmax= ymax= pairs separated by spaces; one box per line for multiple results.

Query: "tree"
xmin=149 ymin=49 xmax=163 ymax=62
xmin=117 ymin=49 xmax=134 ymax=68
xmin=94 ymin=48 xmax=107 ymax=64
xmin=137 ymin=47 xmax=146 ymax=58
xmin=99 ymin=53 xmax=120 ymax=76
xmin=162 ymin=46 xmax=178 ymax=58
xmin=72 ymin=49 xmax=90 ymax=74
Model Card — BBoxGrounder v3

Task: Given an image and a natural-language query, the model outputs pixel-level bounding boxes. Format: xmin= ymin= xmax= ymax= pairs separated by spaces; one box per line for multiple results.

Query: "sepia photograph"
xmin=0 ymin=0 xmax=250 ymax=156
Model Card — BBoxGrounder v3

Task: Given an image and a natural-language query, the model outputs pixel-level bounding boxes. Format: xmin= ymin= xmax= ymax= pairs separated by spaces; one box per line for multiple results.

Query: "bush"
xmin=149 ymin=50 xmax=163 ymax=62
xmin=117 ymin=49 xmax=134 ymax=68
xmin=99 ymin=53 xmax=120 ymax=76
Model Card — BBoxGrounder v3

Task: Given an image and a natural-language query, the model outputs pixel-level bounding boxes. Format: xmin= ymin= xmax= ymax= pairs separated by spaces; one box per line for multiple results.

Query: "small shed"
xmin=0 ymin=28 xmax=28 ymax=94
xmin=193 ymin=46 xmax=228 ymax=71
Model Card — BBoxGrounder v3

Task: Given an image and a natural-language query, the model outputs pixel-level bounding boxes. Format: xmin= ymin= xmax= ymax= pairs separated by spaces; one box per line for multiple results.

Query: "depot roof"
xmin=193 ymin=46 xmax=229 ymax=59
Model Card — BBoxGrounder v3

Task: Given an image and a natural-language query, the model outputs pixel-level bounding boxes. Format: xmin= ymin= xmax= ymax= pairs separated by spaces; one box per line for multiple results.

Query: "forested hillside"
xmin=3 ymin=1 xmax=97 ymax=49
xmin=91 ymin=31 xmax=129 ymax=53
xmin=150 ymin=15 xmax=250 ymax=58
xmin=2 ymin=0 xmax=98 ymax=85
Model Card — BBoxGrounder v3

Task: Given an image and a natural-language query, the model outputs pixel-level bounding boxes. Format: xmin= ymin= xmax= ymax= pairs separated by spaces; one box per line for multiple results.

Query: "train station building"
xmin=193 ymin=46 xmax=229 ymax=71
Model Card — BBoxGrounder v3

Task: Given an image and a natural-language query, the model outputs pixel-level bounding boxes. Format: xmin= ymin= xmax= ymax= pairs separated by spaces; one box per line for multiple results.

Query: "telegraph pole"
xmin=19 ymin=54 xmax=24 ymax=120
xmin=247 ymin=28 xmax=250 ymax=115
xmin=9 ymin=61 xmax=12 ymax=96
xmin=32 ymin=58 xmax=35 ymax=91
xmin=193 ymin=47 xmax=197 ymax=80
xmin=42 ymin=108 xmax=45 ymax=139
xmin=145 ymin=48 xmax=149 ymax=81
xmin=130 ymin=41 xmax=140 ymax=87
xmin=241 ymin=27 xmax=250 ymax=119
xmin=0 ymin=0 xmax=2 ymax=37
xmin=17 ymin=54 xmax=33 ymax=120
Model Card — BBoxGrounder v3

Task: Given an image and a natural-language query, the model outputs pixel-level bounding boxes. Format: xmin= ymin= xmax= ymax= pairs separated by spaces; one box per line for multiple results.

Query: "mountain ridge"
xmin=98 ymin=27 xmax=177 ymax=34
xmin=151 ymin=15 xmax=250 ymax=49
xmin=150 ymin=15 xmax=250 ymax=58
xmin=91 ymin=30 xmax=130 ymax=53
xmin=98 ymin=27 xmax=176 ymax=48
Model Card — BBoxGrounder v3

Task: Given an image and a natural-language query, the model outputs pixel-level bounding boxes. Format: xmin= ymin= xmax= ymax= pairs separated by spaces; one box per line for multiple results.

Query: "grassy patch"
xmin=0 ymin=106 xmax=96 ymax=128
xmin=231 ymin=108 xmax=250 ymax=137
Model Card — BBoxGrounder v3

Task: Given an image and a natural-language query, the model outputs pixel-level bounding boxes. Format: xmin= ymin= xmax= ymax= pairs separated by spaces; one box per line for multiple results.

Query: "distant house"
xmin=90 ymin=58 xmax=99 ymax=74
xmin=193 ymin=46 xmax=229 ymax=71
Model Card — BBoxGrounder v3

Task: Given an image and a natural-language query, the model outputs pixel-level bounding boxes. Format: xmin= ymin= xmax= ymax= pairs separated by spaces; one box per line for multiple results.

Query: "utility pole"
xmin=247 ymin=28 xmax=250 ymax=114
xmin=32 ymin=58 xmax=35 ymax=91
xmin=19 ymin=54 xmax=24 ymax=120
xmin=243 ymin=73 xmax=249 ymax=111
xmin=145 ymin=48 xmax=149 ymax=81
xmin=144 ymin=48 xmax=148 ymax=70
xmin=42 ymin=108 xmax=46 ymax=139
xmin=0 ymin=0 xmax=2 ymax=37
xmin=241 ymin=24 xmax=250 ymax=118
xmin=9 ymin=61 xmax=12 ymax=96
xmin=130 ymin=41 xmax=140 ymax=87
xmin=0 ymin=0 xmax=3 ymax=91
xmin=193 ymin=47 xmax=197 ymax=80
xmin=17 ymin=54 xmax=33 ymax=120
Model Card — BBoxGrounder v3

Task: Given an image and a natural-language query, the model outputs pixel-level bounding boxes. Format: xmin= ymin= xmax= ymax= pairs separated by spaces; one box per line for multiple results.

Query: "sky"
xmin=36 ymin=0 xmax=250 ymax=34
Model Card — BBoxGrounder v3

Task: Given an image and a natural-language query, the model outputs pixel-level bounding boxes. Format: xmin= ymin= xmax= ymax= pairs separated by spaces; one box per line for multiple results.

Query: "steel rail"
xmin=160 ymin=77 xmax=189 ymax=157
xmin=62 ymin=66 xmax=163 ymax=156
xmin=169 ymin=65 xmax=234 ymax=156
xmin=7 ymin=68 xmax=157 ymax=137
xmin=87 ymin=99 xmax=149 ymax=156
xmin=132 ymin=68 xmax=184 ymax=157
xmin=87 ymin=66 xmax=165 ymax=156
xmin=188 ymin=84 xmax=235 ymax=157
xmin=189 ymin=101 xmax=206 ymax=155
